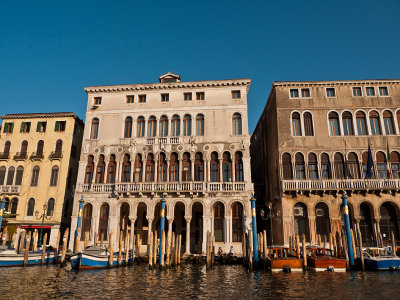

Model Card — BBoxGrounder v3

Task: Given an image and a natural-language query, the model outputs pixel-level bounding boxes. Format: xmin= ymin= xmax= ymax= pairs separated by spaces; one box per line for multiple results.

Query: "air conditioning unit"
xmin=294 ymin=207 xmax=303 ymax=216
xmin=316 ymin=208 xmax=324 ymax=217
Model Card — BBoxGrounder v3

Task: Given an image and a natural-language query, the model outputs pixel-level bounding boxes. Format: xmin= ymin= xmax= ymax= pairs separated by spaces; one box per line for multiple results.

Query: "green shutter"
xmin=3 ymin=123 xmax=6 ymax=133
xmin=55 ymin=121 xmax=59 ymax=132
xmin=20 ymin=122 xmax=25 ymax=133
xmin=10 ymin=123 xmax=14 ymax=133
xmin=36 ymin=122 xmax=40 ymax=132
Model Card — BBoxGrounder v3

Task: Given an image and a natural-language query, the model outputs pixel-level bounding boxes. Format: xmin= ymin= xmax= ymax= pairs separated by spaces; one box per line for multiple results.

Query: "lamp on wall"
xmin=259 ymin=202 xmax=280 ymax=246
xmin=35 ymin=203 xmax=51 ymax=247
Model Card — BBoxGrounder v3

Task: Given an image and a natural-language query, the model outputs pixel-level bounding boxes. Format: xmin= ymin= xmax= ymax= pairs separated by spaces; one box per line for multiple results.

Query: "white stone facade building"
xmin=70 ymin=73 xmax=253 ymax=255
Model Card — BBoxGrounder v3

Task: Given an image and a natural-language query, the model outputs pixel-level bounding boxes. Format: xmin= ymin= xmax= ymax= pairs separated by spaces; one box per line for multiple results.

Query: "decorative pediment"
xmin=159 ymin=72 xmax=181 ymax=83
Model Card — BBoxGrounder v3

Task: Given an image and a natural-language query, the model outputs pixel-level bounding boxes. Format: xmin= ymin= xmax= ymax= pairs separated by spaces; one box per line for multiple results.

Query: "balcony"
xmin=49 ymin=151 xmax=63 ymax=161
xmin=281 ymin=179 xmax=400 ymax=193
xmin=13 ymin=152 xmax=27 ymax=161
xmin=30 ymin=152 xmax=44 ymax=161
xmin=0 ymin=185 xmax=21 ymax=194
xmin=77 ymin=182 xmax=249 ymax=195
xmin=0 ymin=153 xmax=9 ymax=161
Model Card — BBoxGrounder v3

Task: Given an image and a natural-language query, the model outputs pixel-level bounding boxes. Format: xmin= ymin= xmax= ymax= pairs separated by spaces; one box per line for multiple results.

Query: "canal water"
xmin=1 ymin=264 xmax=399 ymax=299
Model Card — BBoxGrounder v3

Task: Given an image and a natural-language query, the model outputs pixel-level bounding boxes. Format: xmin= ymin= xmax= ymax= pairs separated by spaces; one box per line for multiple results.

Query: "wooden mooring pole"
xmin=263 ymin=230 xmax=268 ymax=259
xmin=54 ymin=231 xmax=60 ymax=264
xmin=60 ymin=228 xmax=69 ymax=266
xmin=74 ymin=228 xmax=81 ymax=254
xmin=41 ymin=233 xmax=47 ymax=265
xmin=108 ymin=230 xmax=114 ymax=268
xmin=351 ymin=229 xmax=357 ymax=260
xmin=118 ymin=231 xmax=123 ymax=266
xmin=149 ymin=231 xmax=153 ymax=269
xmin=23 ymin=231 xmax=31 ymax=266
xmin=166 ymin=231 xmax=171 ymax=267
xmin=302 ymin=233 xmax=307 ymax=269
xmin=177 ymin=235 xmax=182 ymax=265
xmin=356 ymin=223 xmax=365 ymax=271
xmin=160 ymin=230 xmax=165 ymax=268
xmin=153 ymin=231 xmax=157 ymax=266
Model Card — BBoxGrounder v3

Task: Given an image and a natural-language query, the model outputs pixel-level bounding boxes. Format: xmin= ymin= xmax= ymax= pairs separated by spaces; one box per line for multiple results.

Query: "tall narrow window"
xmin=145 ymin=154 xmax=155 ymax=182
xmin=196 ymin=114 xmax=205 ymax=136
xmin=95 ymin=155 xmax=105 ymax=184
xmin=214 ymin=202 xmax=225 ymax=242
xmin=171 ymin=115 xmax=180 ymax=136
xmin=194 ymin=152 xmax=204 ymax=181
xmin=6 ymin=167 xmax=15 ymax=185
xmin=211 ymin=152 xmax=219 ymax=182
xmin=321 ymin=153 xmax=332 ymax=179
xmin=21 ymin=140 xmax=28 ymax=155
xmin=10 ymin=198 xmax=18 ymax=214
xmin=0 ymin=167 xmax=6 ymax=185
xmin=98 ymin=203 xmax=109 ymax=240
xmin=233 ymin=113 xmax=242 ymax=135
xmin=369 ymin=111 xmax=381 ymax=135
xmin=282 ymin=153 xmax=293 ymax=180
xmin=107 ymin=154 xmax=116 ymax=183
xmin=334 ymin=152 xmax=345 ymax=179
xmin=30 ymin=166 xmax=40 ymax=186
xmin=90 ymin=118 xmax=99 ymax=139
xmin=81 ymin=204 xmax=92 ymax=241
xmin=291 ymin=112 xmax=301 ymax=136
xmin=182 ymin=153 xmax=191 ymax=181
xmin=50 ymin=166 xmax=59 ymax=186
xmin=85 ymin=155 xmax=94 ymax=184
xmin=122 ymin=154 xmax=131 ymax=182
xmin=27 ymin=198 xmax=35 ymax=216
xmin=55 ymin=139 xmax=63 ymax=154
xmin=362 ymin=151 xmax=375 ymax=179
xmin=328 ymin=112 xmax=340 ymax=136
xmin=308 ymin=153 xmax=318 ymax=179
xmin=303 ymin=112 xmax=314 ymax=136
xmin=295 ymin=153 xmax=306 ymax=180
xmin=169 ymin=153 xmax=179 ymax=181
xmin=159 ymin=153 xmax=167 ymax=182
xmin=383 ymin=110 xmax=395 ymax=135
xmin=124 ymin=117 xmax=133 ymax=138
xmin=3 ymin=141 xmax=11 ymax=155
xmin=133 ymin=154 xmax=142 ymax=182
xmin=137 ymin=116 xmax=145 ymax=137
xmin=376 ymin=151 xmax=388 ymax=179
xmin=183 ymin=114 xmax=192 ymax=136
xmin=36 ymin=140 xmax=44 ymax=155
xmin=342 ymin=111 xmax=354 ymax=136
xmin=232 ymin=202 xmax=243 ymax=242
xmin=159 ymin=115 xmax=168 ymax=137
xmin=147 ymin=116 xmax=157 ymax=137
xmin=14 ymin=166 xmax=23 ymax=185
xmin=235 ymin=151 xmax=244 ymax=182
xmin=391 ymin=151 xmax=400 ymax=179
xmin=47 ymin=198 xmax=55 ymax=216
xmin=222 ymin=152 xmax=232 ymax=182
xmin=348 ymin=152 xmax=361 ymax=179
xmin=356 ymin=111 xmax=368 ymax=135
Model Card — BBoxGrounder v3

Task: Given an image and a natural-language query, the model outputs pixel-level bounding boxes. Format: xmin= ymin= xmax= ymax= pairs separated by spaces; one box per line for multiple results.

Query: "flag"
xmin=387 ymin=142 xmax=391 ymax=179
xmin=365 ymin=144 xmax=373 ymax=179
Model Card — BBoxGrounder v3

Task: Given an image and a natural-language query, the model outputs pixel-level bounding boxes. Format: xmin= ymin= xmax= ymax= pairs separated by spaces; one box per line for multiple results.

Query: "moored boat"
xmin=0 ymin=245 xmax=58 ymax=267
xmin=307 ymin=247 xmax=346 ymax=272
xmin=363 ymin=247 xmax=400 ymax=271
xmin=70 ymin=246 xmax=131 ymax=269
xmin=266 ymin=247 xmax=303 ymax=272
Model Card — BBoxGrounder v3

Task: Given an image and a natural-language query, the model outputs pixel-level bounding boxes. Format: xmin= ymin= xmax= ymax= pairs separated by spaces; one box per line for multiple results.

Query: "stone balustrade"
xmin=0 ymin=185 xmax=21 ymax=194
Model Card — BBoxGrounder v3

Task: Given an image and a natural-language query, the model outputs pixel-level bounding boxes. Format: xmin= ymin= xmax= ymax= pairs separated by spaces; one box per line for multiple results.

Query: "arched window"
xmin=21 ymin=140 xmax=28 ymax=154
xmin=3 ymin=141 xmax=11 ymax=155
xmin=348 ymin=152 xmax=361 ymax=179
xmin=55 ymin=139 xmax=63 ymax=153
xmin=10 ymin=198 xmax=18 ymax=214
xmin=315 ymin=202 xmax=330 ymax=236
xmin=15 ymin=166 xmax=24 ymax=185
xmin=342 ymin=111 xmax=354 ymax=136
xmin=4 ymin=198 xmax=9 ymax=212
xmin=137 ymin=116 xmax=145 ymax=137
xmin=171 ymin=115 xmax=180 ymax=136
xmin=133 ymin=154 xmax=142 ymax=182
xmin=122 ymin=154 xmax=131 ymax=182
xmin=194 ymin=152 xmax=204 ymax=181
xmin=6 ymin=167 xmax=15 ymax=185
xmin=98 ymin=203 xmax=109 ymax=240
xmin=397 ymin=111 xmax=400 ymax=135
xmin=147 ymin=116 xmax=157 ymax=137
xmin=282 ymin=153 xmax=293 ymax=180
xmin=47 ymin=198 xmax=55 ymax=216
xmin=333 ymin=152 xmax=345 ymax=179
xmin=211 ymin=152 xmax=219 ymax=182
xmin=321 ymin=153 xmax=332 ymax=179
xmin=235 ymin=151 xmax=244 ymax=182
xmin=50 ymin=166 xmax=59 ymax=186
xmin=359 ymin=203 xmax=374 ymax=245
xmin=95 ymin=155 xmax=105 ymax=184
xmin=295 ymin=153 xmax=305 ymax=180
xmin=292 ymin=112 xmax=301 ymax=136
xmin=81 ymin=203 xmax=92 ymax=241
xmin=356 ymin=111 xmax=368 ymax=135
xmin=303 ymin=112 xmax=314 ymax=136
xmin=328 ymin=112 xmax=340 ymax=136
xmin=183 ymin=114 xmax=192 ymax=136
xmin=196 ymin=114 xmax=205 ymax=136
xmin=0 ymin=167 xmax=6 ymax=185
xmin=369 ymin=110 xmax=381 ymax=135
xmin=376 ymin=151 xmax=388 ymax=179
xmin=294 ymin=202 xmax=309 ymax=241
xmin=169 ymin=153 xmax=179 ymax=181
xmin=159 ymin=153 xmax=167 ymax=182
xmin=124 ymin=117 xmax=133 ymax=138
xmin=233 ymin=113 xmax=242 ymax=135
xmin=308 ymin=153 xmax=318 ymax=179
xmin=107 ymin=154 xmax=116 ymax=183
xmin=391 ymin=151 xmax=400 ymax=179
xmin=222 ymin=152 xmax=232 ymax=182
xmin=362 ymin=151 xmax=375 ymax=179
xmin=27 ymin=198 xmax=35 ymax=216
xmin=182 ymin=153 xmax=191 ymax=181
xmin=85 ymin=155 xmax=94 ymax=184
xmin=232 ymin=202 xmax=243 ymax=242
xmin=214 ymin=202 xmax=225 ymax=242
xmin=145 ymin=154 xmax=155 ymax=182
xmin=36 ymin=140 xmax=44 ymax=155
xmin=159 ymin=115 xmax=168 ymax=137
xmin=380 ymin=203 xmax=399 ymax=240
xmin=30 ymin=166 xmax=40 ymax=186
xmin=383 ymin=110 xmax=395 ymax=135
xmin=90 ymin=118 xmax=99 ymax=139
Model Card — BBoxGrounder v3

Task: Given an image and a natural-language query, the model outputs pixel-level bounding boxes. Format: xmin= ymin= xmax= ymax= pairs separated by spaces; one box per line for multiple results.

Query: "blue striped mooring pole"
xmin=0 ymin=195 xmax=6 ymax=231
xmin=250 ymin=194 xmax=259 ymax=262
xmin=73 ymin=194 xmax=85 ymax=253
xmin=159 ymin=193 xmax=166 ymax=263
xmin=342 ymin=191 xmax=354 ymax=266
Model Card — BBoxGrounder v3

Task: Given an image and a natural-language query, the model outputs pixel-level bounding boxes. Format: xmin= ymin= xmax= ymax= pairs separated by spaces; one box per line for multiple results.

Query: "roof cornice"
xmin=84 ymin=79 xmax=252 ymax=94
xmin=273 ymin=79 xmax=400 ymax=87
xmin=1 ymin=112 xmax=84 ymax=125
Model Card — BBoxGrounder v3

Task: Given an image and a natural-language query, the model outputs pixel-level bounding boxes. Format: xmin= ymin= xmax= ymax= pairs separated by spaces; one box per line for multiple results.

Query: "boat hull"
xmin=307 ymin=257 xmax=347 ymax=272
xmin=364 ymin=257 xmax=400 ymax=271
xmin=0 ymin=251 xmax=57 ymax=267
xmin=268 ymin=257 xmax=303 ymax=272
xmin=71 ymin=252 xmax=131 ymax=269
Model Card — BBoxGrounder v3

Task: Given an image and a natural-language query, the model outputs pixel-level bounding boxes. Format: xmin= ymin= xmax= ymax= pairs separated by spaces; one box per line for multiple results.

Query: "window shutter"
xmin=3 ymin=123 xmax=7 ymax=133
xmin=20 ymin=122 xmax=25 ymax=133
xmin=10 ymin=123 xmax=14 ymax=133
xmin=55 ymin=121 xmax=59 ymax=132
xmin=36 ymin=122 xmax=40 ymax=132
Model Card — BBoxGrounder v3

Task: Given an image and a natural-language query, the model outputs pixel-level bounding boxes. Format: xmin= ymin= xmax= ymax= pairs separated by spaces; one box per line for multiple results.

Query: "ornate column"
xmin=219 ymin=160 xmax=223 ymax=182
xmin=129 ymin=217 xmax=136 ymax=251
xmin=184 ymin=217 xmax=191 ymax=255
xmin=191 ymin=160 xmax=195 ymax=181
xmin=178 ymin=158 xmax=182 ymax=182
xmin=155 ymin=159 xmax=159 ymax=182
xmin=308 ymin=216 xmax=316 ymax=244
xmin=225 ymin=215 xmax=232 ymax=243
xmin=147 ymin=217 xmax=153 ymax=252
xmin=166 ymin=159 xmax=170 ymax=182
xmin=206 ymin=160 xmax=210 ymax=182
xmin=167 ymin=217 xmax=174 ymax=243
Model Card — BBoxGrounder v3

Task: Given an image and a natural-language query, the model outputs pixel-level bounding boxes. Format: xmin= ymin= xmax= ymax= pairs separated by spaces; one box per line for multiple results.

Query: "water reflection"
xmin=1 ymin=265 xmax=400 ymax=299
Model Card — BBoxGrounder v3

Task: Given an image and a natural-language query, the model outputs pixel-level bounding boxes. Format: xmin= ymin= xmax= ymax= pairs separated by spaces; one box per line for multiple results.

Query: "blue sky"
xmin=1 ymin=0 xmax=399 ymax=132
